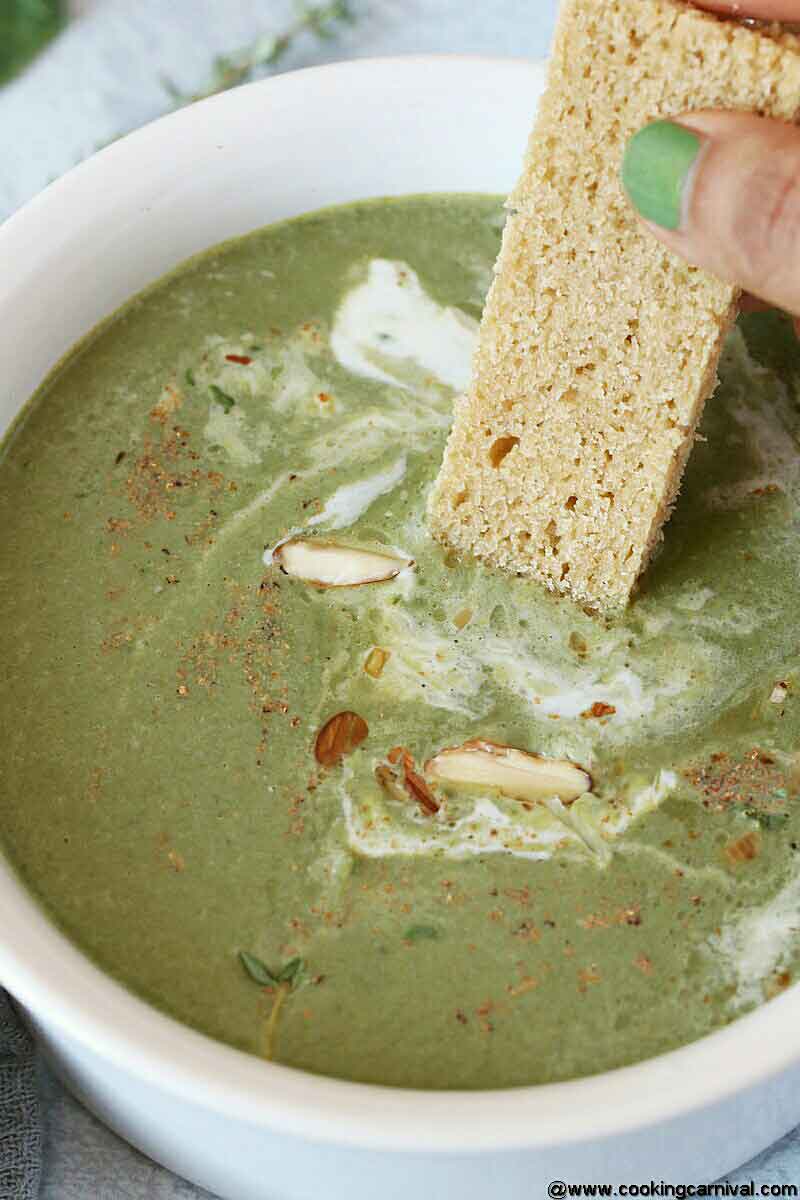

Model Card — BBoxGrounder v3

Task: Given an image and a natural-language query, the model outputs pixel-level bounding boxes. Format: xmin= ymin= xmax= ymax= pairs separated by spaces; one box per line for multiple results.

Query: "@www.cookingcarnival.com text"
xmin=546 ymin=1183 xmax=799 ymax=1198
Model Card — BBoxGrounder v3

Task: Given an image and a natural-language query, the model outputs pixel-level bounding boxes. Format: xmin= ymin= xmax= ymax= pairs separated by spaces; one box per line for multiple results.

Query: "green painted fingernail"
xmin=621 ymin=120 xmax=702 ymax=231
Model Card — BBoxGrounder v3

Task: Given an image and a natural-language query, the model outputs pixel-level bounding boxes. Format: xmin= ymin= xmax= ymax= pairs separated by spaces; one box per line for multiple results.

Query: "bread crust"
xmin=428 ymin=0 xmax=800 ymax=610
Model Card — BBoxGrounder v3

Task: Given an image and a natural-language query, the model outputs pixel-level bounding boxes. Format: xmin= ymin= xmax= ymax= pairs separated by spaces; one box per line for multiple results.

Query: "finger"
xmin=622 ymin=111 xmax=800 ymax=317
xmin=694 ymin=1 xmax=800 ymax=19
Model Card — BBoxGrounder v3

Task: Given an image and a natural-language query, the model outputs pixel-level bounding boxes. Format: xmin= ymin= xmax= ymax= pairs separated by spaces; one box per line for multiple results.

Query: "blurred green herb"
xmin=163 ymin=1 xmax=356 ymax=106
xmin=403 ymin=924 xmax=440 ymax=942
xmin=745 ymin=809 xmax=789 ymax=831
xmin=210 ymin=383 xmax=236 ymax=413
xmin=0 ymin=0 xmax=65 ymax=86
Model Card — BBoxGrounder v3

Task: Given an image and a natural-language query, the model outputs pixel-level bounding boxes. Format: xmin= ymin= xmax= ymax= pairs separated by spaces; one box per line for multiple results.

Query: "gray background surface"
xmin=2 ymin=0 xmax=799 ymax=1194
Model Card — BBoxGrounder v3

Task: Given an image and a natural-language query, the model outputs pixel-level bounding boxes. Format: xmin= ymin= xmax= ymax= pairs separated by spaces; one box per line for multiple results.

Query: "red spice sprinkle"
xmin=581 ymin=701 xmax=617 ymax=719
xmin=225 ymin=354 xmax=252 ymax=365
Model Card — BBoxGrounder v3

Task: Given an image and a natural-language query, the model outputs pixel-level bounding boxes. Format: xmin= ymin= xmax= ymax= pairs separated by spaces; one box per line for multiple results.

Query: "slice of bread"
xmin=428 ymin=0 xmax=800 ymax=611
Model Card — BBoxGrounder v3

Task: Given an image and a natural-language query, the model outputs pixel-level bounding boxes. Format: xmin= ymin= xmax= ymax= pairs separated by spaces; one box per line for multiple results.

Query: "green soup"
xmin=2 ymin=195 xmax=800 ymax=1089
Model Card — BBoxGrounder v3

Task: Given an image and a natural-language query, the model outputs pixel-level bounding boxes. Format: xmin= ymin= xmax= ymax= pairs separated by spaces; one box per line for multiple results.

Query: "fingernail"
xmin=621 ymin=120 xmax=703 ymax=232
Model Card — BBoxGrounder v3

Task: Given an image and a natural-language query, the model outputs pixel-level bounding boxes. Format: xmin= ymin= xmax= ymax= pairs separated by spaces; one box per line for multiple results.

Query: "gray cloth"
xmin=0 ymin=992 xmax=40 ymax=1200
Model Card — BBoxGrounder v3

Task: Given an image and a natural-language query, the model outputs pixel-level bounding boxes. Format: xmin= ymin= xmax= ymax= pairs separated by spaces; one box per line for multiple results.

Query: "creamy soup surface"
xmin=2 ymin=195 xmax=800 ymax=1088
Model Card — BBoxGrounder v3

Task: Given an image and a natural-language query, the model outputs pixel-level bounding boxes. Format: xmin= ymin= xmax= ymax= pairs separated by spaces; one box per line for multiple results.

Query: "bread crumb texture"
xmin=428 ymin=0 xmax=800 ymax=610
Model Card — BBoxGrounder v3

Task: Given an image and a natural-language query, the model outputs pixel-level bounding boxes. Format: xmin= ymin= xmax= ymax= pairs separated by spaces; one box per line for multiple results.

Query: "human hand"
xmin=621 ymin=0 xmax=800 ymax=331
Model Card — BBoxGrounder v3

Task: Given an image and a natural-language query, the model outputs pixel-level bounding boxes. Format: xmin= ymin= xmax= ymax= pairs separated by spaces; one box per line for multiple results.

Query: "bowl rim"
xmin=1 ymin=52 xmax=800 ymax=1155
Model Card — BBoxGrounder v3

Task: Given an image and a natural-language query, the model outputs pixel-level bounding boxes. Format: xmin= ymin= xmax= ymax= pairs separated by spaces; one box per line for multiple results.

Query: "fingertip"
xmin=636 ymin=111 xmax=800 ymax=317
xmin=692 ymin=0 xmax=800 ymax=20
xmin=621 ymin=120 xmax=704 ymax=232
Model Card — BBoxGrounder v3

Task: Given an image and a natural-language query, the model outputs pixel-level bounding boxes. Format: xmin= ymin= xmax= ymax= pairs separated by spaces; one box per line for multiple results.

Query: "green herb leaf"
xmin=277 ymin=956 xmax=305 ymax=985
xmin=162 ymin=2 xmax=356 ymax=107
xmin=239 ymin=950 xmax=279 ymax=986
xmin=745 ymin=809 xmax=789 ymax=831
xmin=0 ymin=0 xmax=65 ymax=87
xmin=240 ymin=950 xmax=307 ymax=989
xmin=210 ymin=384 xmax=236 ymax=414
xmin=403 ymin=925 xmax=440 ymax=942
xmin=185 ymin=368 xmax=196 ymax=387
xmin=96 ymin=6 xmax=359 ymax=159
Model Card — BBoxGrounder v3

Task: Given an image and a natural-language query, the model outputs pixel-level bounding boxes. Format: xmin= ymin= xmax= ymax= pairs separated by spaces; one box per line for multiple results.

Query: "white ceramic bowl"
xmin=2 ymin=55 xmax=800 ymax=1200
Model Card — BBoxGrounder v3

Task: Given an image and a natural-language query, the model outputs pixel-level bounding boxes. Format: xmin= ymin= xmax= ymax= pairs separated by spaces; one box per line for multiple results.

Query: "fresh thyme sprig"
xmin=240 ymin=950 xmax=305 ymax=988
xmin=240 ymin=949 xmax=306 ymax=1060
xmin=163 ymin=1 xmax=356 ymax=107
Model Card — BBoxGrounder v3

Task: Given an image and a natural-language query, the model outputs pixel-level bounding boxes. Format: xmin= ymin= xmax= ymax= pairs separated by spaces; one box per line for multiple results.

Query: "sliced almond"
xmin=388 ymin=745 xmax=412 ymax=768
xmin=453 ymin=607 xmax=473 ymax=630
xmin=375 ymin=751 xmax=440 ymax=815
xmin=374 ymin=763 xmax=407 ymax=803
xmin=315 ymin=711 xmax=369 ymax=767
xmin=425 ymin=739 xmax=591 ymax=806
xmin=364 ymin=647 xmax=390 ymax=679
xmin=274 ymin=538 xmax=412 ymax=588
xmin=725 ymin=831 xmax=760 ymax=864
xmin=403 ymin=765 xmax=440 ymax=815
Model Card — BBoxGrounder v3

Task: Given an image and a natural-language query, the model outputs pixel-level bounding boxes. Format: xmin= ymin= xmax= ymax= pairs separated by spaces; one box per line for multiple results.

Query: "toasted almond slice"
xmin=387 ymin=745 xmax=412 ymax=768
xmin=375 ymin=755 xmax=440 ymax=815
xmin=274 ymin=538 xmax=412 ymax=588
xmin=364 ymin=647 xmax=390 ymax=679
xmin=425 ymin=739 xmax=591 ymax=806
xmin=403 ymin=766 xmax=440 ymax=815
xmin=315 ymin=711 xmax=369 ymax=767
xmin=375 ymin=763 xmax=407 ymax=803
xmin=725 ymin=831 xmax=760 ymax=864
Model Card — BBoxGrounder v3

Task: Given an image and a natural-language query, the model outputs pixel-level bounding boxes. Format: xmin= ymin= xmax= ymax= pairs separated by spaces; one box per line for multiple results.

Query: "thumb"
xmin=622 ymin=112 xmax=800 ymax=317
